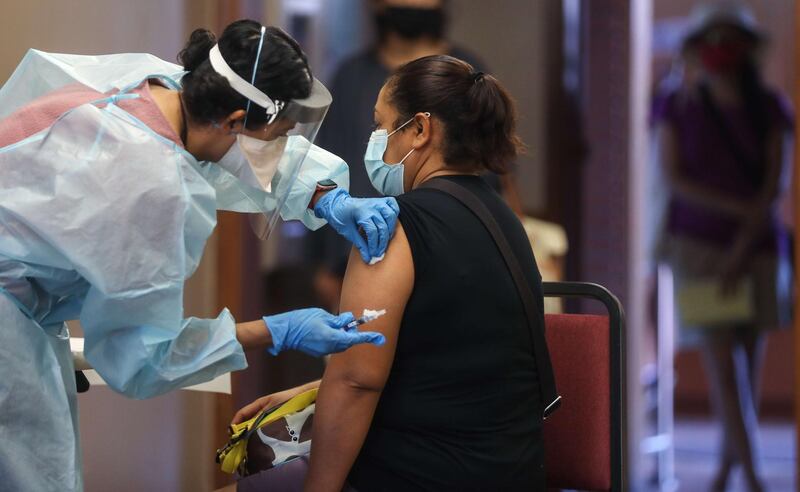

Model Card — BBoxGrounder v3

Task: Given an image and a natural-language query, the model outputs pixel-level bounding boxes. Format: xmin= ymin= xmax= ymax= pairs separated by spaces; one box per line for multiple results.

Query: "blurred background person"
xmin=306 ymin=0 xmax=486 ymax=265
xmin=651 ymin=2 xmax=793 ymax=490
xmin=313 ymin=259 xmax=349 ymax=314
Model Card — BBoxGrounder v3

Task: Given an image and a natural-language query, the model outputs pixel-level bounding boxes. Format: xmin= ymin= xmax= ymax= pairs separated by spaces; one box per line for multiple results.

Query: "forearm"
xmin=734 ymin=203 xmax=774 ymax=251
xmin=235 ymin=319 xmax=272 ymax=350
xmin=305 ymin=378 xmax=382 ymax=491
xmin=298 ymin=379 xmax=322 ymax=393
xmin=670 ymin=178 xmax=749 ymax=218
xmin=731 ymin=132 xmax=786 ymax=253
xmin=658 ymin=124 xmax=749 ymax=218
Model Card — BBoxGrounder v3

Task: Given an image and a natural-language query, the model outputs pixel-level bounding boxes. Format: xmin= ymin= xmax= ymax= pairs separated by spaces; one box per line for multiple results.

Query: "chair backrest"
xmin=544 ymin=314 xmax=612 ymax=490
xmin=541 ymin=282 xmax=625 ymax=492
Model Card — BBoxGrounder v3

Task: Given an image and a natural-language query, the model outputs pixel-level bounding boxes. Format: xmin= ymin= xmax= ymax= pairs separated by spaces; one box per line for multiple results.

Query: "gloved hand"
xmin=314 ymin=188 xmax=400 ymax=263
xmin=265 ymin=308 xmax=386 ymax=357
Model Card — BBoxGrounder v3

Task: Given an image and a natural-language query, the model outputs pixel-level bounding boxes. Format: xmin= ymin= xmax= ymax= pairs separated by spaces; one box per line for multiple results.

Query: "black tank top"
xmin=348 ymin=175 xmax=545 ymax=491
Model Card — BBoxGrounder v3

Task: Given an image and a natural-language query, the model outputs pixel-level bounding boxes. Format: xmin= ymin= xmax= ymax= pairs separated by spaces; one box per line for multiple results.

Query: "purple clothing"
xmin=652 ymin=88 xmax=793 ymax=251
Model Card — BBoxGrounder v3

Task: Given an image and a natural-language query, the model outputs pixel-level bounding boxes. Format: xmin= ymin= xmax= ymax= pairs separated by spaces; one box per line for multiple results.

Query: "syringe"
xmin=346 ymin=308 xmax=387 ymax=329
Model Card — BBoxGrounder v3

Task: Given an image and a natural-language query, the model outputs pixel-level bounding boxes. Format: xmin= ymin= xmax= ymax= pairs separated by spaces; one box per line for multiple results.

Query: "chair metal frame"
xmin=542 ymin=281 xmax=626 ymax=492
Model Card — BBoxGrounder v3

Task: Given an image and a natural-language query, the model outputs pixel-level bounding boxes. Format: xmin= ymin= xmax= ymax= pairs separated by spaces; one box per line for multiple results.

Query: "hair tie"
xmin=472 ymin=71 xmax=485 ymax=83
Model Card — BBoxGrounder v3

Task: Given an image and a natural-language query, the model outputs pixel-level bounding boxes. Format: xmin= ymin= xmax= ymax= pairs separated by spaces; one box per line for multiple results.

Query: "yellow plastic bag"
xmin=677 ymin=277 xmax=755 ymax=327
xmin=216 ymin=388 xmax=318 ymax=475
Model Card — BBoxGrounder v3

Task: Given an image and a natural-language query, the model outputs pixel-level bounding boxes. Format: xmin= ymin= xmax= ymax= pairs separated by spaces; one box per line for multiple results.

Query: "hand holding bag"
xmin=217 ymin=388 xmax=317 ymax=476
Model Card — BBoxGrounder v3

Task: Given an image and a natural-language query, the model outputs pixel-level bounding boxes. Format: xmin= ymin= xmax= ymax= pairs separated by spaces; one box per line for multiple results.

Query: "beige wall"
xmin=0 ymin=0 xmax=187 ymax=81
xmin=447 ymin=0 xmax=551 ymax=214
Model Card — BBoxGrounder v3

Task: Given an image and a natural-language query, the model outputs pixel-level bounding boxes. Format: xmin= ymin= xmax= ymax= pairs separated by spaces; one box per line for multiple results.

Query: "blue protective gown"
xmin=0 ymin=50 xmax=348 ymax=491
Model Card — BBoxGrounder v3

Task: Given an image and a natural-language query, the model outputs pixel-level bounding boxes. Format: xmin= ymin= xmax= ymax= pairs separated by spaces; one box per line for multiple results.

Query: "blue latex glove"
xmin=314 ymin=188 xmax=400 ymax=263
xmin=265 ymin=308 xmax=386 ymax=357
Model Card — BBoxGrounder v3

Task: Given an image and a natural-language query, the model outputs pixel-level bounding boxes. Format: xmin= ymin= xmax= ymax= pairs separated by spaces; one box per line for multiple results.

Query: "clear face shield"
xmin=205 ymin=27 xmax=332 ymax=240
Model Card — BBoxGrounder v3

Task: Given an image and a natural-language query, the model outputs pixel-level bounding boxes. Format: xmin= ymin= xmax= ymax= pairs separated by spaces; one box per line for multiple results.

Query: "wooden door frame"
xmin=210 ymin=6 xmax=247 ymax=490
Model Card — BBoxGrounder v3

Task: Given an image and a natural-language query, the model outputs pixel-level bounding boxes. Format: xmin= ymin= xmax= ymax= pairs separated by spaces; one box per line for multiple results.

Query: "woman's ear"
xmin=411 ymin=112 xmax=433 ymax=149
xmin=222 ymin=109 xmax=247 ymax=134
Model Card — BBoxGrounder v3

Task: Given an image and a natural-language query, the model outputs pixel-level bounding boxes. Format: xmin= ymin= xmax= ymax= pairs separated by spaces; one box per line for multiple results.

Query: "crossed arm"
xmin=657 ymin=123 xmax=787 ymax=283
xmin=657 ymin=123 xmax=785 ymax=228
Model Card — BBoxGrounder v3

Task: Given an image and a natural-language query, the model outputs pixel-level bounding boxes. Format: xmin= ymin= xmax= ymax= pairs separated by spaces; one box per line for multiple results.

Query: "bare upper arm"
xmin=324 ymin=222 xmax=415 ymax=391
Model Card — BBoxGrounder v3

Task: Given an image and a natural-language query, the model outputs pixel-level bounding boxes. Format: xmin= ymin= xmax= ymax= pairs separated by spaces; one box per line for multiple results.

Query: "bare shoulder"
xmin=342 ymin=222 xmax=414 ymax=302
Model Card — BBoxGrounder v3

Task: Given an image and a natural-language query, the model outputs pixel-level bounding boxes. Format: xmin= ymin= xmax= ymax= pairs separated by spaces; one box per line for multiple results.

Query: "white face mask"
xmin=232 ymin=133 xmax=288 ymax=192
xmin=363 ymin=113 xmax=428 ymax=196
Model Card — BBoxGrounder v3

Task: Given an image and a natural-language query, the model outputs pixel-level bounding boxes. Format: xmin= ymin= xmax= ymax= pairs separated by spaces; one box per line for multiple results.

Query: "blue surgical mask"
xmin=364 ymin=114 xmax=426 ymax=196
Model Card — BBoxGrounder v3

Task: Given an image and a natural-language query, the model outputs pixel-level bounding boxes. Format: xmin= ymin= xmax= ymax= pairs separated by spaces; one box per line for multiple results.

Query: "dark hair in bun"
xmin=178 ymin=19 xmax=312 ymax=129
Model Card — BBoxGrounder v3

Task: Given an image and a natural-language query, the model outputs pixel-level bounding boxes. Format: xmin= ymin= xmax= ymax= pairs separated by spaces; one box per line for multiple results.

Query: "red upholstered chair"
xmin=542 ymin=282 xmax=625 ymax=492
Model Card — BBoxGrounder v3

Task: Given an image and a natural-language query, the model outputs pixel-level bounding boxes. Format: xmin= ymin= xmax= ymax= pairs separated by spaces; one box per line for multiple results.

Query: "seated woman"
xmin=231 ymin=55 xmax=552 ymax=492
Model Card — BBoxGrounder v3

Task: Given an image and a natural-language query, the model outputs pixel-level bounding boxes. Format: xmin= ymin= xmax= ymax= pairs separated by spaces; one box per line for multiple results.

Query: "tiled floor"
xmin=659 ymin=418 xmax=794 ymax=491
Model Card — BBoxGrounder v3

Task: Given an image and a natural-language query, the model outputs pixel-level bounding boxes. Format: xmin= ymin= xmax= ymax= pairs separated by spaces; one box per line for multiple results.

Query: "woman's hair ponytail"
xmin=464 ymin=72 xmax=523 ymax=173
xmin=387 ymin=55 xmax=523 ymax=173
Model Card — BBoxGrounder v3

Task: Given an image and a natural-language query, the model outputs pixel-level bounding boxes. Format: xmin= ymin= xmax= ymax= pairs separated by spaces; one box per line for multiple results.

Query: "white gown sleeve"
xmin=279 ymin=142 xmax=350 ymax=231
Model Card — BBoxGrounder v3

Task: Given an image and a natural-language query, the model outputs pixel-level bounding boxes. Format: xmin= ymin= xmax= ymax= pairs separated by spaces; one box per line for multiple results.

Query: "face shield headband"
xmin=208 ymin=26 xmax=284 ymax=125
xmin=207 ymin=26 xmax=330 ymax=127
